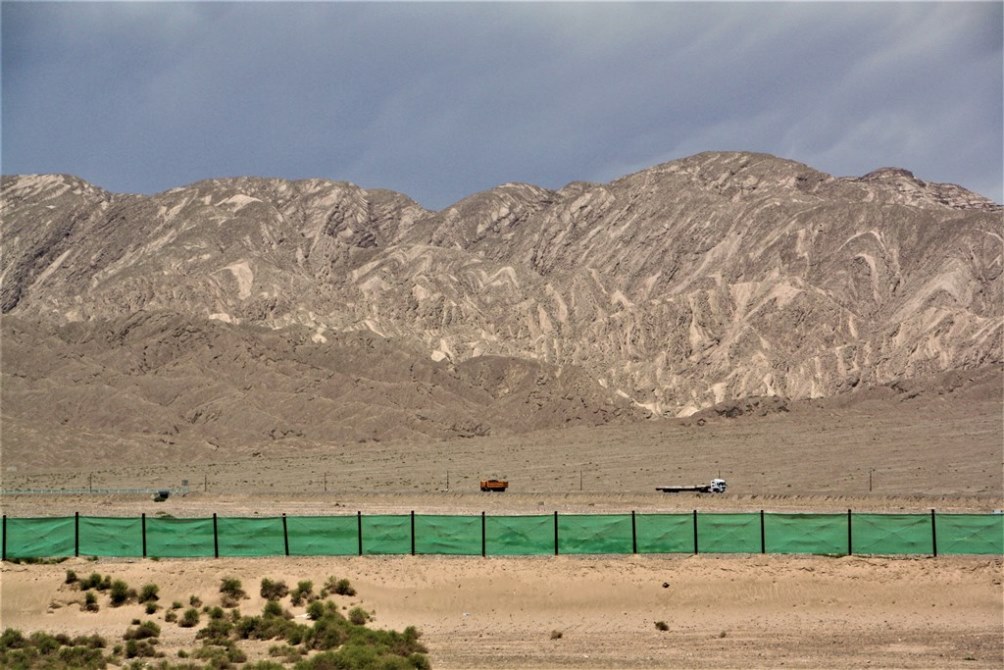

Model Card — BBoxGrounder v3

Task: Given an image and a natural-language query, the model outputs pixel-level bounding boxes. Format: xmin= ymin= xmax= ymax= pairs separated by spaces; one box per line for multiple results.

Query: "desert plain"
xmin=2 ymin=377 xmax=1002 ymax=670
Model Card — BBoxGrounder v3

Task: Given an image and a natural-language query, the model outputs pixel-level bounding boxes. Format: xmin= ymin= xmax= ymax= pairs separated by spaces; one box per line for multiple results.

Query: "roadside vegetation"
xmin=3 ymin=574 xmax=429 ymax=669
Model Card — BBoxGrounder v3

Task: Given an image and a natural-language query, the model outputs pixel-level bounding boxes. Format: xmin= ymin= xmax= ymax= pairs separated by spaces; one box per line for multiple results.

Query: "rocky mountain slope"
xmin=2 ymin=152 xmax=1001 ymax=457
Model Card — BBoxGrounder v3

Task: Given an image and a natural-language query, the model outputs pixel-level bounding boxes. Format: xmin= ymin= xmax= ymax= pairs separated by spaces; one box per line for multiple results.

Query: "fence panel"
xmin=414 ymin=515 xmax=481 ymax=555
xmin=936 ymin=514 xmax=1004 ymax=555
xmin=764 ymin=513 xmax=847 ymax=555
xmin=636 ymin=513 xmax=694 ymax=554
xmin=697 ymin=513 xmax=760 ymax=553
xmin=3 ymin=512 xmax=1003 ymax=559
xmin=78 ymin=516 xmax=143 ymax=557
xmin=217 ymin=517 xmax=285 ymax=557
xmin=852 ymin=513 xmax=932 ymax=555
xmin=286 ymin=516 xmax=358 ymax=556
xmin=4 ymin=517 xmax=75 ymax=559
xmin=558 ymin=514 xmax=633 ymax=554
xmin=145 ymin=517 xmax=215 ymax=558
xmin=485 ymin=515 xmax=553 ymax=555
xmin=361 ymin=515 xmax=411 ymax=555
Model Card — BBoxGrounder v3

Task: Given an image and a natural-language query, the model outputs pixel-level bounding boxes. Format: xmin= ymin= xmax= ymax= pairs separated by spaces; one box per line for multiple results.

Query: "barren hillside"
xmin=2 ymin=152 xmax=1001 ymax=461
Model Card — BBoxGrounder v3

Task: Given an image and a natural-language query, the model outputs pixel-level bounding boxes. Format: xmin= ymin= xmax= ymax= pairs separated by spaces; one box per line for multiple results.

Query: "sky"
xmin=2 ymin=1 xmax=1001 ymax=209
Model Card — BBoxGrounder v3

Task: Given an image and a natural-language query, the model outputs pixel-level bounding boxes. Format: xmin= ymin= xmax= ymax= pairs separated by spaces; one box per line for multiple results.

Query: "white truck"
xmin=656 ymin=478 xmax=727 ymax=494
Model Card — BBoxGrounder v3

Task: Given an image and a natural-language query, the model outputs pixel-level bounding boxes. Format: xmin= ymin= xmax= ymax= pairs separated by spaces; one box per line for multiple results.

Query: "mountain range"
xmin=2 ymin=152 xmax=1000 ymax=463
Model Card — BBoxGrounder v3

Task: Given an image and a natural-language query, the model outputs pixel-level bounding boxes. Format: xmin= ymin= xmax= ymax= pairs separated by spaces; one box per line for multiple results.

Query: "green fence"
xmin=2 ymin=511 xmax=1001 ymax=560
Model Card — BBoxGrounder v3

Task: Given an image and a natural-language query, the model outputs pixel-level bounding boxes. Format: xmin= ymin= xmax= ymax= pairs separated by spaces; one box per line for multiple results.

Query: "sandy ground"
xmin=1 ymin=554 xmax=1001 ymax=669
xmin=2 ymin=389 xmax=1001 ymax=668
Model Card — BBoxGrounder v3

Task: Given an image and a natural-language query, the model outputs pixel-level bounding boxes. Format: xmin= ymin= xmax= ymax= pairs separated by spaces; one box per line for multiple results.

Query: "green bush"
xmin=348 ymin=607 xmax=370 ymax=626
xmin=83 ymin=591 xmax=99 ymax=612
xmin=0 ymin=629 xmax=26 ymax=650
xmin=306 ymin=600 xmax=326 ymax=621
xmin=333 ymin=578 xmax=355 ymax=596
xmin=64 ymin=570 xmax=78 ymax=585
xmin=123 ymin=621 xmax=161 ymax=641
xmin=263 ymin=599 xmax=284 ymax=618
xmin=290 ymin=580 xmax=314 ymax=606
xmin=196 ymin=618 xmax=234 ymax=645
xmin=219 ymin=577 xmax=246 ymax=607
xmin=138 ymin=583 xmax=160 ymax=603
xmin=180 ymin=608 xmax=200 ymax=628
xmin=260 ymin=578 xmax=289 ymax=601
xmin=109 ymin=580 xmax=132 ymax=606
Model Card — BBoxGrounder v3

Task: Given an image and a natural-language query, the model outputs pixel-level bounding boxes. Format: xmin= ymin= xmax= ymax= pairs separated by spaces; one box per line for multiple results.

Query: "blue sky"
xmin=3 ymin=1 xmax=1001 ymax=209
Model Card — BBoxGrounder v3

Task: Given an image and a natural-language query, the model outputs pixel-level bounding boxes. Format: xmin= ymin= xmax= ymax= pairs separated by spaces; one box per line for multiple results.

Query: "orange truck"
xmin=480 ymin=479 xmax=508 ymax=492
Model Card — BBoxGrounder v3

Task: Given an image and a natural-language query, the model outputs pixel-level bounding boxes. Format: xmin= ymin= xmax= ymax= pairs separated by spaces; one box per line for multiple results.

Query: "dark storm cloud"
xmin=2 ymin=2 xmax=1000 ymax=208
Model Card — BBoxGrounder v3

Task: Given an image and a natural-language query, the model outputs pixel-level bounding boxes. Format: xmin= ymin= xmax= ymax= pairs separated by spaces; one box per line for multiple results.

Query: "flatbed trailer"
xmin=655 ymin=478 xmax=727 ymax=494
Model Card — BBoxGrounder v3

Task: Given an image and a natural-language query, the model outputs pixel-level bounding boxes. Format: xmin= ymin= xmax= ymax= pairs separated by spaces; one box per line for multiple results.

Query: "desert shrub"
xmin=164 ymin=610 xmax=178 ymax=623
xmin=196 ymin=618 xmax=234 ymax=645
xmin=208 ymin=606 xmax=225 ymax=620
xmin=0 ymin=629 xmax=26 ymax=650
xmin=305 ymin=613 xmax=350 ymax=651
xmin=348 ymin=606 xmax=370 ymax=626
xmin=110 ymin=579 xmax=131 ymax=606
xmin=269 ymin=643 xmax=303 ymax=663
xmin=244 ymin=662 xmax=286 ymax=670
xmin=80 ymin=572 xmax=103 ymax=591
xmin=306 ymin=600 xmax=326 ymax=621
xmin=138 ymin=583 xmax=160 ymax=603
xmin=260 ymin=578 xmax=289 ymax=601
xmin=83 ymin=591 xmax=99 ymax=612
xmin=290 ymin=580 xmax=313 ymax=606
xmin=332 ymin=578 xmax=356 ymax=596
xmin=189 ymin=595 xmax=202 ymax=607
xmin=219 ymin=578 xmax=246 ymax=607
xmin=180 ymin=608 xmax=201 ymax=628
xmin=263 ymin=599 xmax=284 ymax=618
xmin=146 ymin=601 xmax=159 ymax=615
xmin=299 ymin=644 xmax=427 ymax=670
xmin=550 ymin=629 xmax=563 ymax=639
xmin=171 ymin=600 xmax=183 ymax=610
xmin=72 ymin=634 xmax=106 ymax=649
xmin=655 ymin=620 xmax=669 ymax=632
xmin=0 ymin=632 xmax=110 ymax=670
xmin=124 ymin=620 xmax=161 ymax=641
xmin=64 ymin=569 xmax=78 ymax=585
xmin=124 ymin=637 xmax=158 ymax=659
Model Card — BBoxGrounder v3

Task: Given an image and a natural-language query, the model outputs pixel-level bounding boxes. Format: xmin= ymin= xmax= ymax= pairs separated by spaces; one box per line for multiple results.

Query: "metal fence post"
xmin=142 ymin=513 xmax=147 ymax=558
xmin=481 ymin=512 xmax=486 ymax=558
xmin=847 ymin=509 xmax=853 ymax=556
xmin=760 ymin=510 xmax=766 ymax=554
xmin=74 ymin=512 xmax=80 ymax=558
xmin=931 ymin=509 xmax=938 ymax=557
xmin=631 ymin=511 xmax=638 ymax=554
xmin=282 ymin=514 xmax=290 ymax=557
xmin=410 ymin=511 xmax=416 ymax=556
xmin=357 ymin=511 xmax=363 ymax=556
xmin=693 ymin=510 xmax=699 ymax=555
xmin=212 ymin=513 xmax=219 ymax=559
xmin=554 ymin=511 xmax=559 ymax=556
xmin=2 ymin=515 xmax=6 ymax=561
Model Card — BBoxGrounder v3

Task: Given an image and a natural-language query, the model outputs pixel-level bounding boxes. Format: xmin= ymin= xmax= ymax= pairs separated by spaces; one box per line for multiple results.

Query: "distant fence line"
xmin=0 ymin=487 xmax=190 ymax=496
xmin=2 ymin=511 xmax=1001 ymax=560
